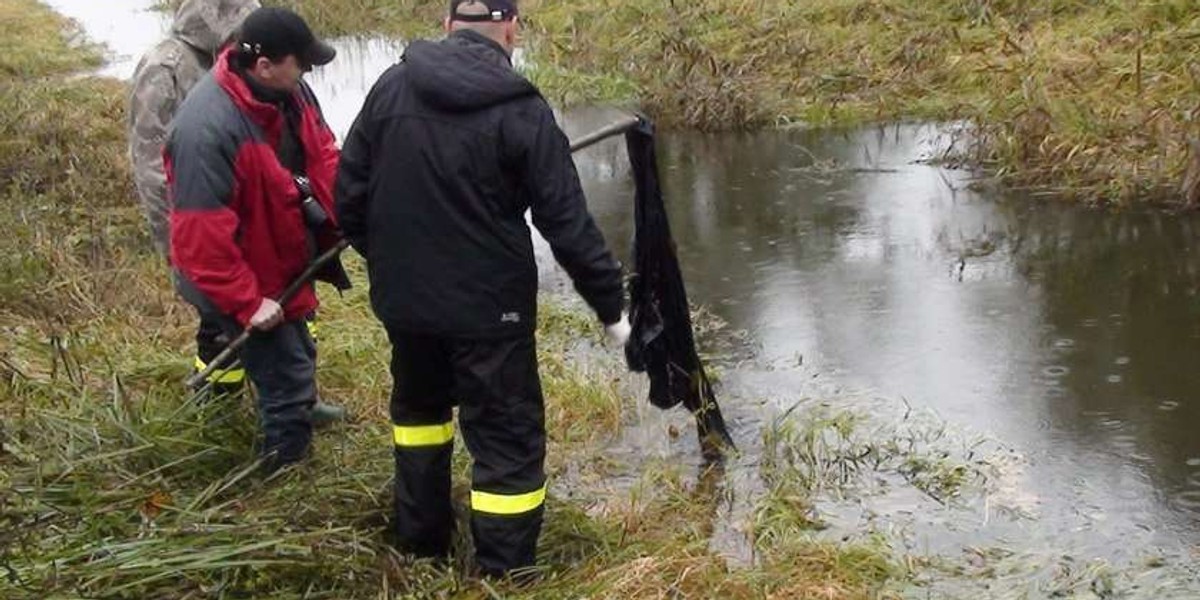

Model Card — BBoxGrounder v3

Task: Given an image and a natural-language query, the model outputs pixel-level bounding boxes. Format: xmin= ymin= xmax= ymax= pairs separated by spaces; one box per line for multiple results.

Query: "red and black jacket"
xmin=166 ymin=48 xmax=348 ymax=327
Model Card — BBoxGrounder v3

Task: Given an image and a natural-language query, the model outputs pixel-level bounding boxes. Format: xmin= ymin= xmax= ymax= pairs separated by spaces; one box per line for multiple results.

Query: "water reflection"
xmin=1004 ymin=202 xmax=1200 ymax=523
xmin=572 ymin=124 xmax=1200 ymax=555
xmin=306 ymin=38 xmax=404 ymax=140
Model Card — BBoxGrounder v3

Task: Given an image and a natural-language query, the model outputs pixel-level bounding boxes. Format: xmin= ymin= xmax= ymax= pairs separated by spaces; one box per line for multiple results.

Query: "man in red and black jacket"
xmin=166 ymin=7 xmax=351 ymax=471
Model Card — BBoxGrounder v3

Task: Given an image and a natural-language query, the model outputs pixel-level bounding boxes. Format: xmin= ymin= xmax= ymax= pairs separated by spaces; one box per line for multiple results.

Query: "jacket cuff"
xmin=595 ymin=298 xmax=624 ymax=326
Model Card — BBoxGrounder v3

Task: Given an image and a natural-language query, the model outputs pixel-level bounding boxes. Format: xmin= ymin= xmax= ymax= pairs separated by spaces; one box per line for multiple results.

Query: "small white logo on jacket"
xmin=501 ymin=312 xmax=521 ymax=323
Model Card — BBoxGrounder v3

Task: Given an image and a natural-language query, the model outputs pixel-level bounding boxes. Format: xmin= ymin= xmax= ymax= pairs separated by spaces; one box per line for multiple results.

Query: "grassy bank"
xmin=530 ymin=0 xmax=1200 ymax=204
xmin=271 ymin=0 xmax=1200 ymax=205
xmin=1 ymin=0 xmax=914 ymax=597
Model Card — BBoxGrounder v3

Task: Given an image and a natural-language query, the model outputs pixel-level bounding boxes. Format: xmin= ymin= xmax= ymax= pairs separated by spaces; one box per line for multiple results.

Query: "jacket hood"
xmin=173 ymin=0 xmax=260 ymax=54
xmin=403 ymin=30 xmax=537 ymax=112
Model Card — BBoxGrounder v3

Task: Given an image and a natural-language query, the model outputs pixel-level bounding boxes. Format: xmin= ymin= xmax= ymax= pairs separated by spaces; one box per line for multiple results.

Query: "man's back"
xmin=336 ymin=3 xmax=627 ymax=575
xmin=337 ymin=29 xmax=623 ymax=339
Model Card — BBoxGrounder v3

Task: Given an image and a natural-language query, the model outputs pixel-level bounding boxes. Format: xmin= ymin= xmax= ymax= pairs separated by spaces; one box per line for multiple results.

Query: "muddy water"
xmin=54 ymin=1 xmax=1200 ymax=594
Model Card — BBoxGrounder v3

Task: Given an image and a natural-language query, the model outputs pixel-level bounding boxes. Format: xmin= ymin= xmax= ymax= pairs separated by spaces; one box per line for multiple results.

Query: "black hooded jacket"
xmin=335 ymin=30 xmax=624 ymax=339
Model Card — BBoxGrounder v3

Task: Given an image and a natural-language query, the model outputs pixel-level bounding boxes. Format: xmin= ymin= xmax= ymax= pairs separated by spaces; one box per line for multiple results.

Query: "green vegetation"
xmin=525 ymin=0 xmax=1200 ymax=203
xmin=265 ymin=0 xmax=442 ymax=39
xmin=0 ymin=0 xmax=99 ymax=76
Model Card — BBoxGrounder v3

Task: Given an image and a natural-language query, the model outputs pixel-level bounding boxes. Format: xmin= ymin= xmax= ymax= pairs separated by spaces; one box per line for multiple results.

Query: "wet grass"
xmin=760 ymin=400 xmax=998 ymax=518
xmin=0 ymin=0 xmax=154 ymax=324
xmin=2 ymin=383 xmax=903 ymax=598
xmin=277 ymin=0 xmax=1200 ymax=204
xmin=2 ymin=0 xmax=915 ymax=597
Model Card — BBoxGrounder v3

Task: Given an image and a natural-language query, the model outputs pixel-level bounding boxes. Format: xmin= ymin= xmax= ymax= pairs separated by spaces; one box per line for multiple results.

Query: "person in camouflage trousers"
xmin=128 ymin=0 xmax=345 ymax=425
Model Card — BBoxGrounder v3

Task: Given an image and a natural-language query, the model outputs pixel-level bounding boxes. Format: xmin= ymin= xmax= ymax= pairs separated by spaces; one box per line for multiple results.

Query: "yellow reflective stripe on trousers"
xmin=193 ymin=357 xmax=245 ymax=384
xmin=393 ymin=423 xmax=454 ymax=448
xmin=471 ymin=484 xmax=547 ymax=516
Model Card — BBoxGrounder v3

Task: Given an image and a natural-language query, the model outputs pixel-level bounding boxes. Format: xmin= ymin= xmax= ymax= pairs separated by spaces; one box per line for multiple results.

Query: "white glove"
xmin=249 ymin=298 xmax=284 ymax=331
xmin=604 ymin=312 xmax=631 ymax=347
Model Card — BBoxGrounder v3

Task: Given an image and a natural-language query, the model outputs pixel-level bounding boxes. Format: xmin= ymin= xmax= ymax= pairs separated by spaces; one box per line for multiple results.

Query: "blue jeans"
xmin=245 ymin=320 xmax=317 ymax=469
xmin=207 ymin=314 xmax=317 ymax=470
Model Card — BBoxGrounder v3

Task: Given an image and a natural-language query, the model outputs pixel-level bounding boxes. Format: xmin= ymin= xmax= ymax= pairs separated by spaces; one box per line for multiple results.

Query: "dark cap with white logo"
xmin=237 ymin=7 xmax=336 ymax=68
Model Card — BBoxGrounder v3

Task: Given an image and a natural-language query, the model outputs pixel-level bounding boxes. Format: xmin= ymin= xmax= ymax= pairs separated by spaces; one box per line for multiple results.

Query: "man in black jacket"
xmin=335 ymin=0 xmax=629 ymax=577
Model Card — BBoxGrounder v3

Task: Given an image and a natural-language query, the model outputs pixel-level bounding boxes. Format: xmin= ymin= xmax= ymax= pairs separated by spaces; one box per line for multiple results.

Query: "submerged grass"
xmin=2 ymin=0 xmax=912 ymax=597
xmin=278 ymin=0 xmax=1200 ymax=204
xmin=761 ymin=401 xmax=997 ymax=510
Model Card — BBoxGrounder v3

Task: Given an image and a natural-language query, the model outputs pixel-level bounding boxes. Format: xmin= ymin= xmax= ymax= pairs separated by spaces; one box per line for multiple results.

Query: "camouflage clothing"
xmin=127 ymin=0 xmax=259 ymax=255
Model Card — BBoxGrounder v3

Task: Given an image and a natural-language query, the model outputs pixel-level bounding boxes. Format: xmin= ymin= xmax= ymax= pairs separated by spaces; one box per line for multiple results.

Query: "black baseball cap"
xmin=238 ymin=7 xmax=336 ymax=67
xmin=449 ymin=0 xmax=518 ymax=22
